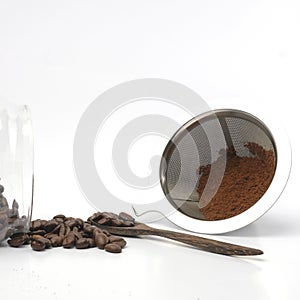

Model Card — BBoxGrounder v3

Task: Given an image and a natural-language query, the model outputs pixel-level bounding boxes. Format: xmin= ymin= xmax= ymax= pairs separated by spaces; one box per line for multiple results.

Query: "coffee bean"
xmin=75 ymin=218 xmax=84 ymax=229
xmin=88 ymin=212 xmax=103 ymax=222
xmin=31 ymin=240 xmax=46 ymax=251
xmin=63 ymin=232 xmax=76 ymax=249
xmin=86 ymin=238 xmax=96 ymax=248
xmin=122 ymin=220 xmax=135 ymax=227
xmin=8 ymin=233 xmax=29 ymax=247
xmin=94 ymin=233 xmax=109 ymax=249
xmin=119 ymin=212 xmax=135 ymax=223
xmin=53 ymin=214 xmax=66 ymax=220
xmin=65 ymin=226 xmax=71 ymax=237
xmin=51 ymin=236 xmax=63 ymax=247
xmin=104 ymin=243 xmax=122 ymax=253
xmin=109 ymin=236 xmax=127 ymax=248
xmin=44 ymin=220 xmax=58 ymax=233
xmin=12 ymin=199 xmax=19 ymax=210
xmin=72 ymin=227 xmax=82 ymax=240
xmin=0 ymin=185 xmax=4 ymax=194
xmin=92 ymin=228 xmax=103 ymax=238
xmin=75 ymin=238 xmax=90 ymax=249
xmin=83 ymin=223 xmax=94 ymax=235
xmin=28 ymin=229 xmax=46 ymax=236
xmin=4 ymin=211 xmax=131 ymax=254
xmin=65 ymin=219 xmax=77 ymax=229
xmin=44 ymin=233 xmax=59 ymax=239
xmin=102 ymin=229 xmax=111 ymax=237
xmin=111 ymin=218 xmax=123 ymax=226
xmin=0 ymin=213 xmax=8 ymax=224
xmin=32 ymin=235 xmax=51 ymax=248
xmin=97 ymin=217 xmax=110 ymax=225
xmin=30 ymin=220 xmax=43 ymax=231
xmin=0 ymin=196 xmax=8 ymax=208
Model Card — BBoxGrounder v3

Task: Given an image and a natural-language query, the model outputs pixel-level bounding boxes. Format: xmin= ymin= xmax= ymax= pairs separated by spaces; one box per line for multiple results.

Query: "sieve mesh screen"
xmin=160 ymin=110 xmax=277 ymax=220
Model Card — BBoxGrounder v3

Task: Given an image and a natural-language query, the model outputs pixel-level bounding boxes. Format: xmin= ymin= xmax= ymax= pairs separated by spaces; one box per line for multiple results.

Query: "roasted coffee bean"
xmin=50 ymin=224 xmax=61 ymax=234
xmin=0 ymin=185 xmax=4 ymax=194
xmin=59 ymin=224 xmax=66 ymax=237
xmin=86 ymin=238 xmax=96 ymax=248
xmin=119 ymin=212 xmax=135 ymax=223
xmin=122 ymin=220 xmax=135 ymax=227
xmin=8 ymin=233 xmax=30 ymax=247
xmin=28 ymin=229 xmax=46 ymax=236
xmin=6 ymin=211 xmax=130 ymax=254
xmin=94 ymin=233 xmax=109 ymax=249
xmin=0 ymin=213 xmax=8 ymax=224
xmin=93 ymin=228 xmax=103 ymax=238
xmin=62 ymin=232 xmax=76 ymax=249
xmin=75 ymin=238 xmax=90 ymax=249
xmin=88 ymin=212 xmax=102 ymax=222
xmin=44 ymin=233 xmax=59 ymax=239
xmin=51 ymin=236 xmax=63 ymax=247
xmin=31 ymin=240 xmax=46 ymax=251
xmin=44 ymin=220 xmax=58 ymax=233
xmin=72 ymin=227 xmax=82 ymax=240
xmin=12 ymin=199 xmax=19 ymax=210
xmin=109 ymin=236 xmax=127 ymax=248
xmin=96 ymin=217 xmax=110 ymax=225
xmin=64 ymin=225 xmax=71 ymax=237
xmin=83 ymin=223 xmax=94 ymax=235
xmin=65 ymin=219 xmax=77 ymax=229
xmin=104 ymin=243 xmax=122 ymax=253
xmin=30 ymin=219 xmax=43 ymax=231
xmin=75 ymin=218 xmax=84 ymax=229
xmin=8 ymin=208 xmax=19 ymax=218
xmin=0 ymin=196 xmax=8 ymax=208
xmin=111 ymin=218 xmax=123 ymax=226
xmin=102 ymin=229 xmax=111 ymax=237
xmin=53 ymin=214 xmax=66 ymax=220
xmin=32 ymin=235 xmax=51 ymax=248
xmin=54 ymin=217 xmax=64 ymax=224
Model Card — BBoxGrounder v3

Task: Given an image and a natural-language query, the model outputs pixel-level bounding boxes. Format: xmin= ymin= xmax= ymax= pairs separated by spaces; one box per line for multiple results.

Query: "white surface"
xmin=0 ymin=0 xmax=300 ymax=299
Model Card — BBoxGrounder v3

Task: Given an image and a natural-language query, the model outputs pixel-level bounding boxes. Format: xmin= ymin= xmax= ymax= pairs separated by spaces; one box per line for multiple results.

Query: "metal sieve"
xmin=160 ymin=109 xmax=277 ymax=221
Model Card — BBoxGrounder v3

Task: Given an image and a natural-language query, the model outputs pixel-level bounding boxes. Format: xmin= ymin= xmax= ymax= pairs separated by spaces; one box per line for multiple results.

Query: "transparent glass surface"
xmin=0 ymin=100 xmax=33 ymax=242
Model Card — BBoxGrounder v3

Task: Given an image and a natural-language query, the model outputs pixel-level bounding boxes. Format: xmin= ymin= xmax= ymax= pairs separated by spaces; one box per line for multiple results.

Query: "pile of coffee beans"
xmin=7 ymin=211 xmax=135 ymax=254
xmin=88 ymin=211 xmax=135 ymax=227
xmin=0 ymin=185 xmax=27 ymax=241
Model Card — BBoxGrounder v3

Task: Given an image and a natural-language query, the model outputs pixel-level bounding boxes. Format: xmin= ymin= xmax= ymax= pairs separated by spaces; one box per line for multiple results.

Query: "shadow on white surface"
xmin=223 ymin=213 xmax=299 ymax=238
xmin=155 ymin=211 xmax=299 ymax=239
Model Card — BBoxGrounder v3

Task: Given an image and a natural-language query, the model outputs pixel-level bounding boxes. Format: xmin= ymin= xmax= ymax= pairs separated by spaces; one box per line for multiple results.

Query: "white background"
xmin=0 ymin=0 xmax=300 ymax=299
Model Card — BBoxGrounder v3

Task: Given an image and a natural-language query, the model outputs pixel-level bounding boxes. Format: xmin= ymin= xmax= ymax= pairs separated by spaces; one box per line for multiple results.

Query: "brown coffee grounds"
xmin=197 ymin=143 xmax=276 ymax=221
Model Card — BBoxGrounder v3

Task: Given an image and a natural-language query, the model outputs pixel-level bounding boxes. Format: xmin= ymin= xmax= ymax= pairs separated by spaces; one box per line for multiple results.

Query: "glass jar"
xmin=0 ymin=100 xmax=33 ymax=242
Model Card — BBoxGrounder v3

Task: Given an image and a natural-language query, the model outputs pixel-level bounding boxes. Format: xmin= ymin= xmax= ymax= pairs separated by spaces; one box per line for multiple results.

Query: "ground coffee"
xmin=197 ymin=142 xmax=276 ymax=221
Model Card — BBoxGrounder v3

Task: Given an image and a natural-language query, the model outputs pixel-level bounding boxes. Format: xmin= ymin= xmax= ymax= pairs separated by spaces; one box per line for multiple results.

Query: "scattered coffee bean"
xmin=51 ymin=236 xmax=63 ymax=247
xmin=63 ymin=232 xmax=76 ymax=249
xmin=94 ymin=232 xmax=109 ymax=249
xmin=44 ymin=219 xmax=58 ymax=232
xmin=5 ymin=211 xmax=133 ymax=254
xmin=88 ymin=211 xmax=135 ymax=228
xmin=31 ymin=240 xmax=46 ymax=251
xmin=75 ymin=238 xmax=90 ymax=249
xmin=104 ymin=243 xmax=122 ymax=253
xmin=109 ymin=236 xmax=127 ymax=248
xmin=86 ymin=238 xmax=96 ymax=248
xmin=8 ymin=233 xmax=30 ymax=247
xmin=32 ymin=235 xmax=51 ymax=248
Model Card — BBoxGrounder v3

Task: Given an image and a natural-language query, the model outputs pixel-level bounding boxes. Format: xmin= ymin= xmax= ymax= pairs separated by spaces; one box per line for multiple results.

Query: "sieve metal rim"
xmin=160 ymin=108 xmax=277 ymax=209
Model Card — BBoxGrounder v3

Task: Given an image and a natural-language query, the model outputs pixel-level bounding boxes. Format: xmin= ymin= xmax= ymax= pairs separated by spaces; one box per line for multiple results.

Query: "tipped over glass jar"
xmin=0 ymin=100 xmax=33 ymax=242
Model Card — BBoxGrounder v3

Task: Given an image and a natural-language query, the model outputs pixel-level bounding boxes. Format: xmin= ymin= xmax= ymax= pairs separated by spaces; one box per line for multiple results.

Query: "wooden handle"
xmin=147 ymin=228 xmax=263 ymax=256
